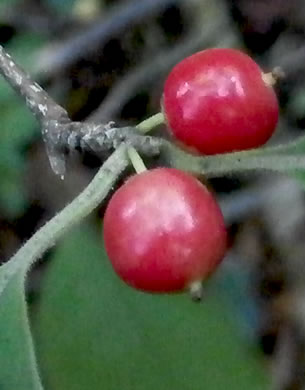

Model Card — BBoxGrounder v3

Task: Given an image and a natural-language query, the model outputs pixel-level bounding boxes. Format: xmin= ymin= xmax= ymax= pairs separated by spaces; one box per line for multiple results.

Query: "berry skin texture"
xmin=103 ymin=168 xmax=227 ymax=294
xmin=163 ymin=48 xmax=279 ymax=155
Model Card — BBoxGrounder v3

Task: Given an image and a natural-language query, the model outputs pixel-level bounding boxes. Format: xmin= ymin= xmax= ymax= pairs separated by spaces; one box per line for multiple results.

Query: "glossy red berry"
xmin=163 ymin=48 xmax=279 ymax=155
xmin=103 ymin=168 xmax=227 ymax=294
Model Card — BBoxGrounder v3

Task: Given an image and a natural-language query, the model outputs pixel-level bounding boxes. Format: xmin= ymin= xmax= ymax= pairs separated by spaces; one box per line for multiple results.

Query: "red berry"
xmin=163 ymin=48 xmax=279 ymax=155
xmin=103 ymin=168 xmax=227 ymax=294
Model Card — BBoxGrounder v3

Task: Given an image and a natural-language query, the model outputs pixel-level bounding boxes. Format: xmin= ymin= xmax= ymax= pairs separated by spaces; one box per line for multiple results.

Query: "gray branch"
xmin=0 ymin=45 xmax=68 ymax=123
xmin=0 ymin=45 xmax=161 ymax=177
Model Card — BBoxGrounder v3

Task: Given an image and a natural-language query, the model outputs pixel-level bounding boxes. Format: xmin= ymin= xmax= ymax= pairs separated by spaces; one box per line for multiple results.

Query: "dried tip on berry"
xmin=163 ymin=48 xmax=279 ymax=155
xmin=262 ymin=67 xmax=285 ymax=87
xmin=104 ymin=168 xmax=227 ymax=295
xmin=188 ymin=280 xmax=204 ymax=302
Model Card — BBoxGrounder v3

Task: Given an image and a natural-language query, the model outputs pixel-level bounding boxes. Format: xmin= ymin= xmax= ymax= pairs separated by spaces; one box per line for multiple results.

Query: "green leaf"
xmin=0 ymin=69 xmax=39 ymax=217
xmin=294 ymin=171 xmax=305 ymax=188
xmin=6 ymin=33 xmax=47 ymax=71
xmin=0 ymin=126 xmax=127 ymax=390
xmin=0 ymin=172 xmax=28 ymax=218
xmin=0 ymin=269 xmax=43 ymax=390
xmin=0 ymin=99 xmax=38 ymax=147
xmin=33 ymin=227 xmax=270 ymax=390
xmin=287 ymin=88 xmax=305 ymax=119
xmin=0 ymin=0 xmax=19 ymax=14
xmin=46 ymin=0 xmax=77 ymax=14
xmin=0 ymin=49 xmax=40 ymax=218
xmin=0 ymin=147 xmax=28 ymax=217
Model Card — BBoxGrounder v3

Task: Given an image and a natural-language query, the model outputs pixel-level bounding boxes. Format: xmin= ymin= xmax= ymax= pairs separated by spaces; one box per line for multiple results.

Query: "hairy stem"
xmin=0 ymin=144 xmax=129 ymax=295
xmin=160 ymin=138 xmax=305 ymax=177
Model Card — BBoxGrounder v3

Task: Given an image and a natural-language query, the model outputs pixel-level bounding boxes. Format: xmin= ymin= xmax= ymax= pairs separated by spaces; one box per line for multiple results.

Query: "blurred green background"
xmin=1 ymin=0 xmax=305 ymax=389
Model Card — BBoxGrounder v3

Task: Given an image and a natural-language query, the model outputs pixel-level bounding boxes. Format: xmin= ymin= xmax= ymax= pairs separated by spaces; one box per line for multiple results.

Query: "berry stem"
xmin=127 ymin=146 xmax=147 ymax=173
xmin=136 ymin=112 xmax=165 ymax=134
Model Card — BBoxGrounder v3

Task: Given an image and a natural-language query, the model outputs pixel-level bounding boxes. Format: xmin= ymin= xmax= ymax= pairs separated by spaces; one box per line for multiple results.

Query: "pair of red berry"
xmin=104 ymin=48 xmax=279 ymax=297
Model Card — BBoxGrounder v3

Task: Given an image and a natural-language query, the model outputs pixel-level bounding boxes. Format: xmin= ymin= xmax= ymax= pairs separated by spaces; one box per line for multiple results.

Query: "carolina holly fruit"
xmin=163 ymin=48 xmax=279 ymax=155
xmin=103 ymin=168 xmax=227 ymax=295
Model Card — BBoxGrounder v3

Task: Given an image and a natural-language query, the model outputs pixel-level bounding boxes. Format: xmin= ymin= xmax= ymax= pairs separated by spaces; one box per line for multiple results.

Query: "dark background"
xmin=1 ymin=0 xmax=305 ymax=389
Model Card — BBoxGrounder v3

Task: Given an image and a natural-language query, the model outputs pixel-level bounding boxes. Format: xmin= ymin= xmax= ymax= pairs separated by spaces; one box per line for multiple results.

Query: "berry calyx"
xmin=163 ymin=48 xmax=279 ymax=155
xmin=103 ymin=168 xmax=227 ymax=295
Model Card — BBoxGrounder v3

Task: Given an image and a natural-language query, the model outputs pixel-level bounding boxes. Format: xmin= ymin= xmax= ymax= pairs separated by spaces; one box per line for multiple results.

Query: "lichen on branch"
xmin=0 ymin=45 xmax=161 ymax=177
